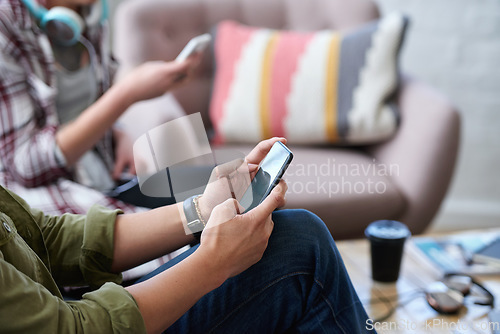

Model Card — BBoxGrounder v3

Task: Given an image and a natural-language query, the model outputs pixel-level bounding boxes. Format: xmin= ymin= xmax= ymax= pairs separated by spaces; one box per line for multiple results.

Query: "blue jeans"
xmin=137 ymin=209 xmax=373 ymax=333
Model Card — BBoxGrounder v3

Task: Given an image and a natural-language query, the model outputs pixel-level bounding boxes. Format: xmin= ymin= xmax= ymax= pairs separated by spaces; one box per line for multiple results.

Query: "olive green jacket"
xmin=0 ymin=186 xmax=147 ymax=333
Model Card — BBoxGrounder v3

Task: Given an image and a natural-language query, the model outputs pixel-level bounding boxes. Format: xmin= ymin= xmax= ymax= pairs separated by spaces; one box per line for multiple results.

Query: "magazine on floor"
xmin=411 ymin=231 xmax=500 ymax=275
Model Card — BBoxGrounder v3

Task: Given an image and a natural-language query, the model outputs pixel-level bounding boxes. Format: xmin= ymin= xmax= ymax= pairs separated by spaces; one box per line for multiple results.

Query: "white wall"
xmin=376 ymin=0 xmax=500 ymax=231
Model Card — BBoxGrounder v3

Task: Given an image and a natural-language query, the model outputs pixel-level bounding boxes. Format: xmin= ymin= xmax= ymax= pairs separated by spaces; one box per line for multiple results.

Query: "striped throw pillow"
xmin=209 ymin=13 xmax=408 ymax=145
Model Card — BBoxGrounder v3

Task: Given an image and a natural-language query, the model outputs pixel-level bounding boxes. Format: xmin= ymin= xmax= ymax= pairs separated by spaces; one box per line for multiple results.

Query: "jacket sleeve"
xmin=0 ymin=258 xmax=147 ymax=334
xmin=29 ymin=201 xmax=125 ymax=289
xmin=0 ymin=187 xmax=148 ymax=333
xmin=4 ymin=185 xmax=121 ymax=288
xmin=0 ymin=10 xmax=70 ymax=187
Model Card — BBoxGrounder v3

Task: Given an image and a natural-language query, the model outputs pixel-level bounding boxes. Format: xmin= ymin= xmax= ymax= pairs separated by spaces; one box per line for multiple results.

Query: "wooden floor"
xmin=336 ymin=235 xmax=500 ymax=333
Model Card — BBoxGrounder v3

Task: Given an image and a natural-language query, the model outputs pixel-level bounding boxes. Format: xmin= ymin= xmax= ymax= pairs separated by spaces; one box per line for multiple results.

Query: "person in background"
xmin=0 ymin=137 xmax=373 ymax=333
xmin=0 ymin=0 xmax=198 ymax=215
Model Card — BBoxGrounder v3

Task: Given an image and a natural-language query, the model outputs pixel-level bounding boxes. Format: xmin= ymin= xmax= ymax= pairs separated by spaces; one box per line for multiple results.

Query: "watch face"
xmin=187 ymin=219 xmax=204 ymax=233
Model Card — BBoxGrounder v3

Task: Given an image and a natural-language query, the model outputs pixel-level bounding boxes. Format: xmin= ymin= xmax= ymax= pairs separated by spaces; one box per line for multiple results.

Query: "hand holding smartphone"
xmin=176 ymin=33 xmax=212 ymax=62
xmin=240 ymin=141 xmax=293 ymax=212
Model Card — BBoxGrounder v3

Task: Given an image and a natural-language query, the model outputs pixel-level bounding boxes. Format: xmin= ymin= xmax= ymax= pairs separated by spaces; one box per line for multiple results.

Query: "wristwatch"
xmin=183 ymin=195 xmax=205 ymax=241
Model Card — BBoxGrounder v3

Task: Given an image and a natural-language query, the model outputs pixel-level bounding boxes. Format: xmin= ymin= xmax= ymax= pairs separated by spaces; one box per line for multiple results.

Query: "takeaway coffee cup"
xmin=365 ymin=220 xmax=411 ymax=282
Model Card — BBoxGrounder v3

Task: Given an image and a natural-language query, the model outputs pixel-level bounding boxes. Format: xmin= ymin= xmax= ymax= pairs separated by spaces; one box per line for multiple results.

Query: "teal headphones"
xmin=21 ymin=0 xmax=109 ymax=46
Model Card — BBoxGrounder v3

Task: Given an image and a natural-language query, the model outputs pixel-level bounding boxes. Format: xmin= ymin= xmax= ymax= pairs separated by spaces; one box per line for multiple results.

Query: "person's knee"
xmin=272 ymin=209 xmax=332 ymax=242
xmin=271 ymin=209 xmax=339 ymax=258
xmin=267 ymin=209 xmax=341 ymax=278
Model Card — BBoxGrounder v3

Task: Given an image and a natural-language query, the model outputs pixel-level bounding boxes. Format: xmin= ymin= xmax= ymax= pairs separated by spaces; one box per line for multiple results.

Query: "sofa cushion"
xmin=220 ymin=145 xmax=407 ymax=239
xmin=210 ymin=13 xmax=408 ymax=146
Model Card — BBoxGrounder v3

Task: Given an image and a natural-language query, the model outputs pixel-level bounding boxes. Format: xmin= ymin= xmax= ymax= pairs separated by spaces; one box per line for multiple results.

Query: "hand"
xmin=197 ymin=179 xmax=287 ymax=279
xmin=197 ymin=137 xmax=287 ymax=220
xmin=198 ymin=158 xmax=253 ymax=221
xmin=118 ymin=55 xmax=201 ymax=104
xmin=244 ymin=137 xmax=287 ymax=178
xmin=112 ymin=128 xmax=136 ymax=180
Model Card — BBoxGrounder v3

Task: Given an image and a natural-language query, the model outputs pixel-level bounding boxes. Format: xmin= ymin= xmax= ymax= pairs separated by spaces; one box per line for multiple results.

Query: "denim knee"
xmin=268 ymin=209 xmax=341 ymax=276
xmin=272 ymin=209 xmax=336 ymax=249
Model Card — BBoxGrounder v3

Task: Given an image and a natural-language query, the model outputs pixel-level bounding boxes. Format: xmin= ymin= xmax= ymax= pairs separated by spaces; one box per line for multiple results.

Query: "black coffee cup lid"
xmin=365 ymin=220 xmax=411 ymax=242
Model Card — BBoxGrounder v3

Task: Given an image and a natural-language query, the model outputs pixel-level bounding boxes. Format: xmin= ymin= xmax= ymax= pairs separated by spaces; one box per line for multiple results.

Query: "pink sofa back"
xmin=114 ymin=0 xmax=379 ymax=125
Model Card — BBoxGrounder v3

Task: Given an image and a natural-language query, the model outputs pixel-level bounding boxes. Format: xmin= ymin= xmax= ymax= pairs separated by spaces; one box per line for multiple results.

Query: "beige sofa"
xmin=114 ymin=0 xmax=460 ymax=239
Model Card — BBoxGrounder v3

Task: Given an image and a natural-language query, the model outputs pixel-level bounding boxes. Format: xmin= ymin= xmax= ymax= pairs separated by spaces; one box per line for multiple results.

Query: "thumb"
xmin=129 ymin=160 xmax=137 ymax=175
xmin=112 ymin=157 xmax=125 ymax=180
xmin=243 ymin=180 xmax=286 ymax=222
xmin=170 ymin=58 xmax=191 ymax=72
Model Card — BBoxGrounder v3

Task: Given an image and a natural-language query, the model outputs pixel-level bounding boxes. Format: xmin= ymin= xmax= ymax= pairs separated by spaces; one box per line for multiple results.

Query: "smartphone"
xmin=240 ymin=141 xmax=293 ymax=212
xmin=175 ymin=33 xmax=212 ymax=62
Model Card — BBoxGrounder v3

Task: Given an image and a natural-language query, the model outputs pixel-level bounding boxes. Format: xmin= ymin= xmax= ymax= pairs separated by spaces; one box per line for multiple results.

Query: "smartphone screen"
xmin=240 ymin=142 xmax=293 ymax=212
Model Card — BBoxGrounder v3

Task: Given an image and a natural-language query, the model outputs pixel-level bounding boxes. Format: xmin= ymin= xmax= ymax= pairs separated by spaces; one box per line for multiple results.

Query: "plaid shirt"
xmin=0 ymin=0 xmax=142 ymax=215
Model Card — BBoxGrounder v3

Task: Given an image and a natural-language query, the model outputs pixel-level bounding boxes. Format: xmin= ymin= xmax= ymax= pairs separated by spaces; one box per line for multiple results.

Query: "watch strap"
xmin=183 ymin=195 xmax=203 ymax=240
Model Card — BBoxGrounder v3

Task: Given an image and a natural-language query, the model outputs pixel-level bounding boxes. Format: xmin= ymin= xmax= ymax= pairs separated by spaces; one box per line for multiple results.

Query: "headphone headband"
xmin=21 ymin=0 xmax=108 ymax=45
xmin=21 ymin=0 xmax=47 ymax=20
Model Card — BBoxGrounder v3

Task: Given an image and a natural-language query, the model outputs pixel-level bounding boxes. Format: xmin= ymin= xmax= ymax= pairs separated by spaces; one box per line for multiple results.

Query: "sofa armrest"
xmin=367 ymin=77 xmax=460 ymax=234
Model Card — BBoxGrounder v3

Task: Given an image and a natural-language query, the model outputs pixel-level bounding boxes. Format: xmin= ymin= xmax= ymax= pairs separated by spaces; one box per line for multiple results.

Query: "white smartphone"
xmin=175 ymin=33 xmax=212 ymax=62
xmin=240 ymin=141 xmax=293 ymax=212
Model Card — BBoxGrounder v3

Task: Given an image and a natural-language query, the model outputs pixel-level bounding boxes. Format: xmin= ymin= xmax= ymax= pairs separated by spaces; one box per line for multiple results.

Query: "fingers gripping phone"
xmin=241 ymin=142 xmax=293 ymax=212
xmin=176 ymin=33 xmax=212 ymax=62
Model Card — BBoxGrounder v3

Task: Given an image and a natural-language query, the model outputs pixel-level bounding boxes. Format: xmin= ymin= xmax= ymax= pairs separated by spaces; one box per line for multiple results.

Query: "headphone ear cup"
xmin=40 ymin=6 xmax=84 ymax=45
